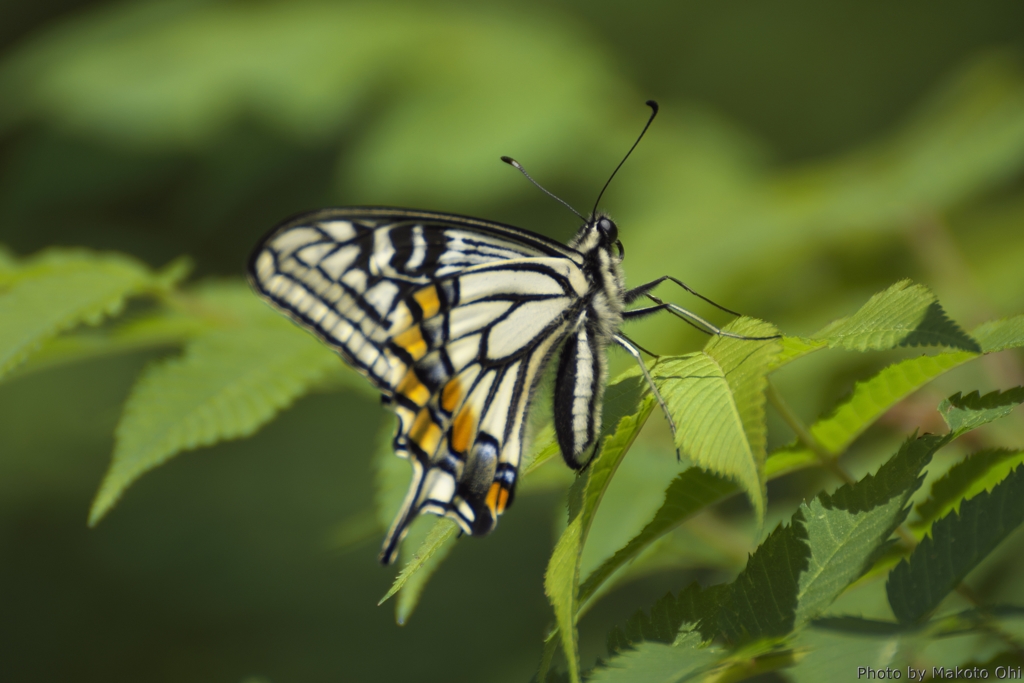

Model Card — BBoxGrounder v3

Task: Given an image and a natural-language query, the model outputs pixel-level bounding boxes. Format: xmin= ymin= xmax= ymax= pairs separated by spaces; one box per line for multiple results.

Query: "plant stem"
xmin=766 ymin=381 xmax=856 ymax=485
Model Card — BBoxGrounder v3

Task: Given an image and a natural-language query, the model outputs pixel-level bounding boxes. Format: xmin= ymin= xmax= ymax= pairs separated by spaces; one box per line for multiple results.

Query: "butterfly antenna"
xmin=591 ymin=100 xmax=659 ymax=218
xmin=501 ymin=156 xmax=585 ymax=221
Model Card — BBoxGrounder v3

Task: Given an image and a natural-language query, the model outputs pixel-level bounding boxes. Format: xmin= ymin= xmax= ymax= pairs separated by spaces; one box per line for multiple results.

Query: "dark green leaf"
xmin=609 ymin=433 xmax=940 ymax=649
xmin=793 ymin=434 xmax=943 ymax=626
xmin=939 ymin=387 xmax=1024 ymax=437
xmin=888 ymin=465 xmax=1024 ymax=623
xmin=589 ymin=631 xmax=720 ymax=683
xmin=913 ymin=448 xmax=1024 ymax=532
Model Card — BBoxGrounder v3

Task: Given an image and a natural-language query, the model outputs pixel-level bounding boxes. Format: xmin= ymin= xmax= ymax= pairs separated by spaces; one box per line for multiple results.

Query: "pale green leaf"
xmin=588 ymin=631 xmax=720 ymax=683
xmin=768 ymin=314 xmax=1024 ymax=471
xmin=578 ymin=468 xmax=734 ymax=611
xmin=888 ymin=465 xmax=1024 ymax=623
xmin=544 ymin=396 xmax=654 ymax=683
xmin=812 ymin=280 xmax=978 ymax=352
xmin=770 ymin=351 xmax=976 ymax=462
xmin=10 ymin=310 xmax=210 ymax=379
xmin=653 ymin=318 xmax=780 ymax=523
xmin=546 ymin=514 xmax=584 ymax=683
xmin=939 ymin=387 xmax=1024 ymax=437
xmin=971 ymin=315 xmax=1024 ymax=353
xmin=89 ymin=283 xmax=341 ymax=525
xmin=767 ymin=336 xmax=827 ymax=372
xmin=378 ymin=518 xmax=459 ymax=623
xmin=0 ymin=249 xmax=157 ymax=380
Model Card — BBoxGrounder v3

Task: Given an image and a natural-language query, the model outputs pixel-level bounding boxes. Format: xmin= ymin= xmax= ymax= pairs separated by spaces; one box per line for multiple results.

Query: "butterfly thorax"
xmin=568 ymin=214 xmax=626 ymax=338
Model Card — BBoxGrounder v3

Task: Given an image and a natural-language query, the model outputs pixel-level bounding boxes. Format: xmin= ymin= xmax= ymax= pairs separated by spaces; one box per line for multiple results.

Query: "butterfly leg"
xmin=612 ymin=333 xmax=679 ymax=451
xmin=623 ymin=298 xmax=780 ymax=341
xmin=623 ymin=275 xmax=741 ymax=316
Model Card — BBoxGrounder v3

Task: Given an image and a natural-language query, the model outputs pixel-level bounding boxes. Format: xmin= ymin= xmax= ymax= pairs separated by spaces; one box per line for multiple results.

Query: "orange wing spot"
xmin=441 ymin=378 xmax=462 ymax=414
xmin=413 ymin=285 xmax=441 ymax=319
xmin=485 ymin=482 xmax=510 ymax=517
xmin=410 ymin=409 xmax=442 ymax=455
xmin=393 ymin=325 xmax=427 ymax=360
xmin=450 ymin=405 xmax=476 ymax=454
xmin=396 ymin=371 xmax=430 ymax=406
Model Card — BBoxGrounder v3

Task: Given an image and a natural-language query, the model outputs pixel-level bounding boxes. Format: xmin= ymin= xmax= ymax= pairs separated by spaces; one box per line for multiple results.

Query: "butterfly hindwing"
xmin=380 ymin=258 xmax=591 ymax=562
xmin=249 ymin=208 xmax=593 ymax=563
xmin=553 ymin=316 xmax=607 ymax=469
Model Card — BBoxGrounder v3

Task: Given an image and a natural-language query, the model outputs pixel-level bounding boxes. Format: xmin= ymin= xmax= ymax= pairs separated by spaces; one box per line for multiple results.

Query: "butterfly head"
xmin=594 ymin=215 xmax=618 ymax=244
xmin=571 ymin=213 xmax=623 ymax=261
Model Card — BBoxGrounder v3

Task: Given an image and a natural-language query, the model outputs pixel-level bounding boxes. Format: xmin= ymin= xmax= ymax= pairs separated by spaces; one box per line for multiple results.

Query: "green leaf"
xmin=939 ymin=387 xmax=1024 ymax=437
xmin=786 ymin=627 xmax=901 ymax=683
xmin=971 ymin=315 xmax=1024 ymax=353
xmin=0 ymin=249 xmax=158 ymax=381
xmin=654 ymin=317 xmax=780 ymax=524
xmin=544 ymin=395 xmax=655 ymax=683
xmin=378 ymin=517 xmax=459 ymax=624
xmin=89 ymin=283 xmax=341 ymax=525
xmin=770 ymin=351 xmax=976 ymax=463
xmin=793 ymin=433 xmax=942 ymax=626
xmin=607 ymin=586 xmax=708 ymax=654
xmin=913 ymin=448 xmax=1024 ymax=532
xmin=887 ymin=465 xmax=1024 ymax=623
xmin=589 ymin=631 xmax=720 ymax=683
xmin=578 ymin=468 xmax=735 ymax=611
xmin=609 ymin=433 xmax=941 ymax=649
xmin=812 ymin=280 xmax=979 ymax=352
xmin=704 ymin=517 xmax=811 ymax=643
xmin=768 ymin=314 xmax=1024 ymax=473
xmin=585 ymin=336 xmax=998 ymax=616
xmin=582 ymin=363 xmax=950 ymax=617
xmin=10 ymin=310 xmax=210 ymax=379
xmin=768 ymin=336 xmax=827 ymax=372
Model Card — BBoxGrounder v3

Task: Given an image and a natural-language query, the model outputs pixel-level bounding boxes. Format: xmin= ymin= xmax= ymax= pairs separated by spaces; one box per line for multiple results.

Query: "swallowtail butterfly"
xmin=248 ymin=102 xmax=776 ymax=564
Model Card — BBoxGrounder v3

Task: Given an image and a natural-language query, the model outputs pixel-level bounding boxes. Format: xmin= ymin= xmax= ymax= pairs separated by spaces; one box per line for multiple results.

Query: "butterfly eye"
xmin=597 ymin=218 xmax=618 ymax=242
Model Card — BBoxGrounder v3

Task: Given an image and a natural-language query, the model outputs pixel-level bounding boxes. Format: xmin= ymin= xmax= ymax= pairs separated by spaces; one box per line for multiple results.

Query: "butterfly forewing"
xmin=249 ymin=208 xmax=592 ymax=563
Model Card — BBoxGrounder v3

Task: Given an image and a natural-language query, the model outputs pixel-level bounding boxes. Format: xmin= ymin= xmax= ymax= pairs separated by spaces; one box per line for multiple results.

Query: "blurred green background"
xmin=2 ymin=1 xmax=1024 ymax=681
